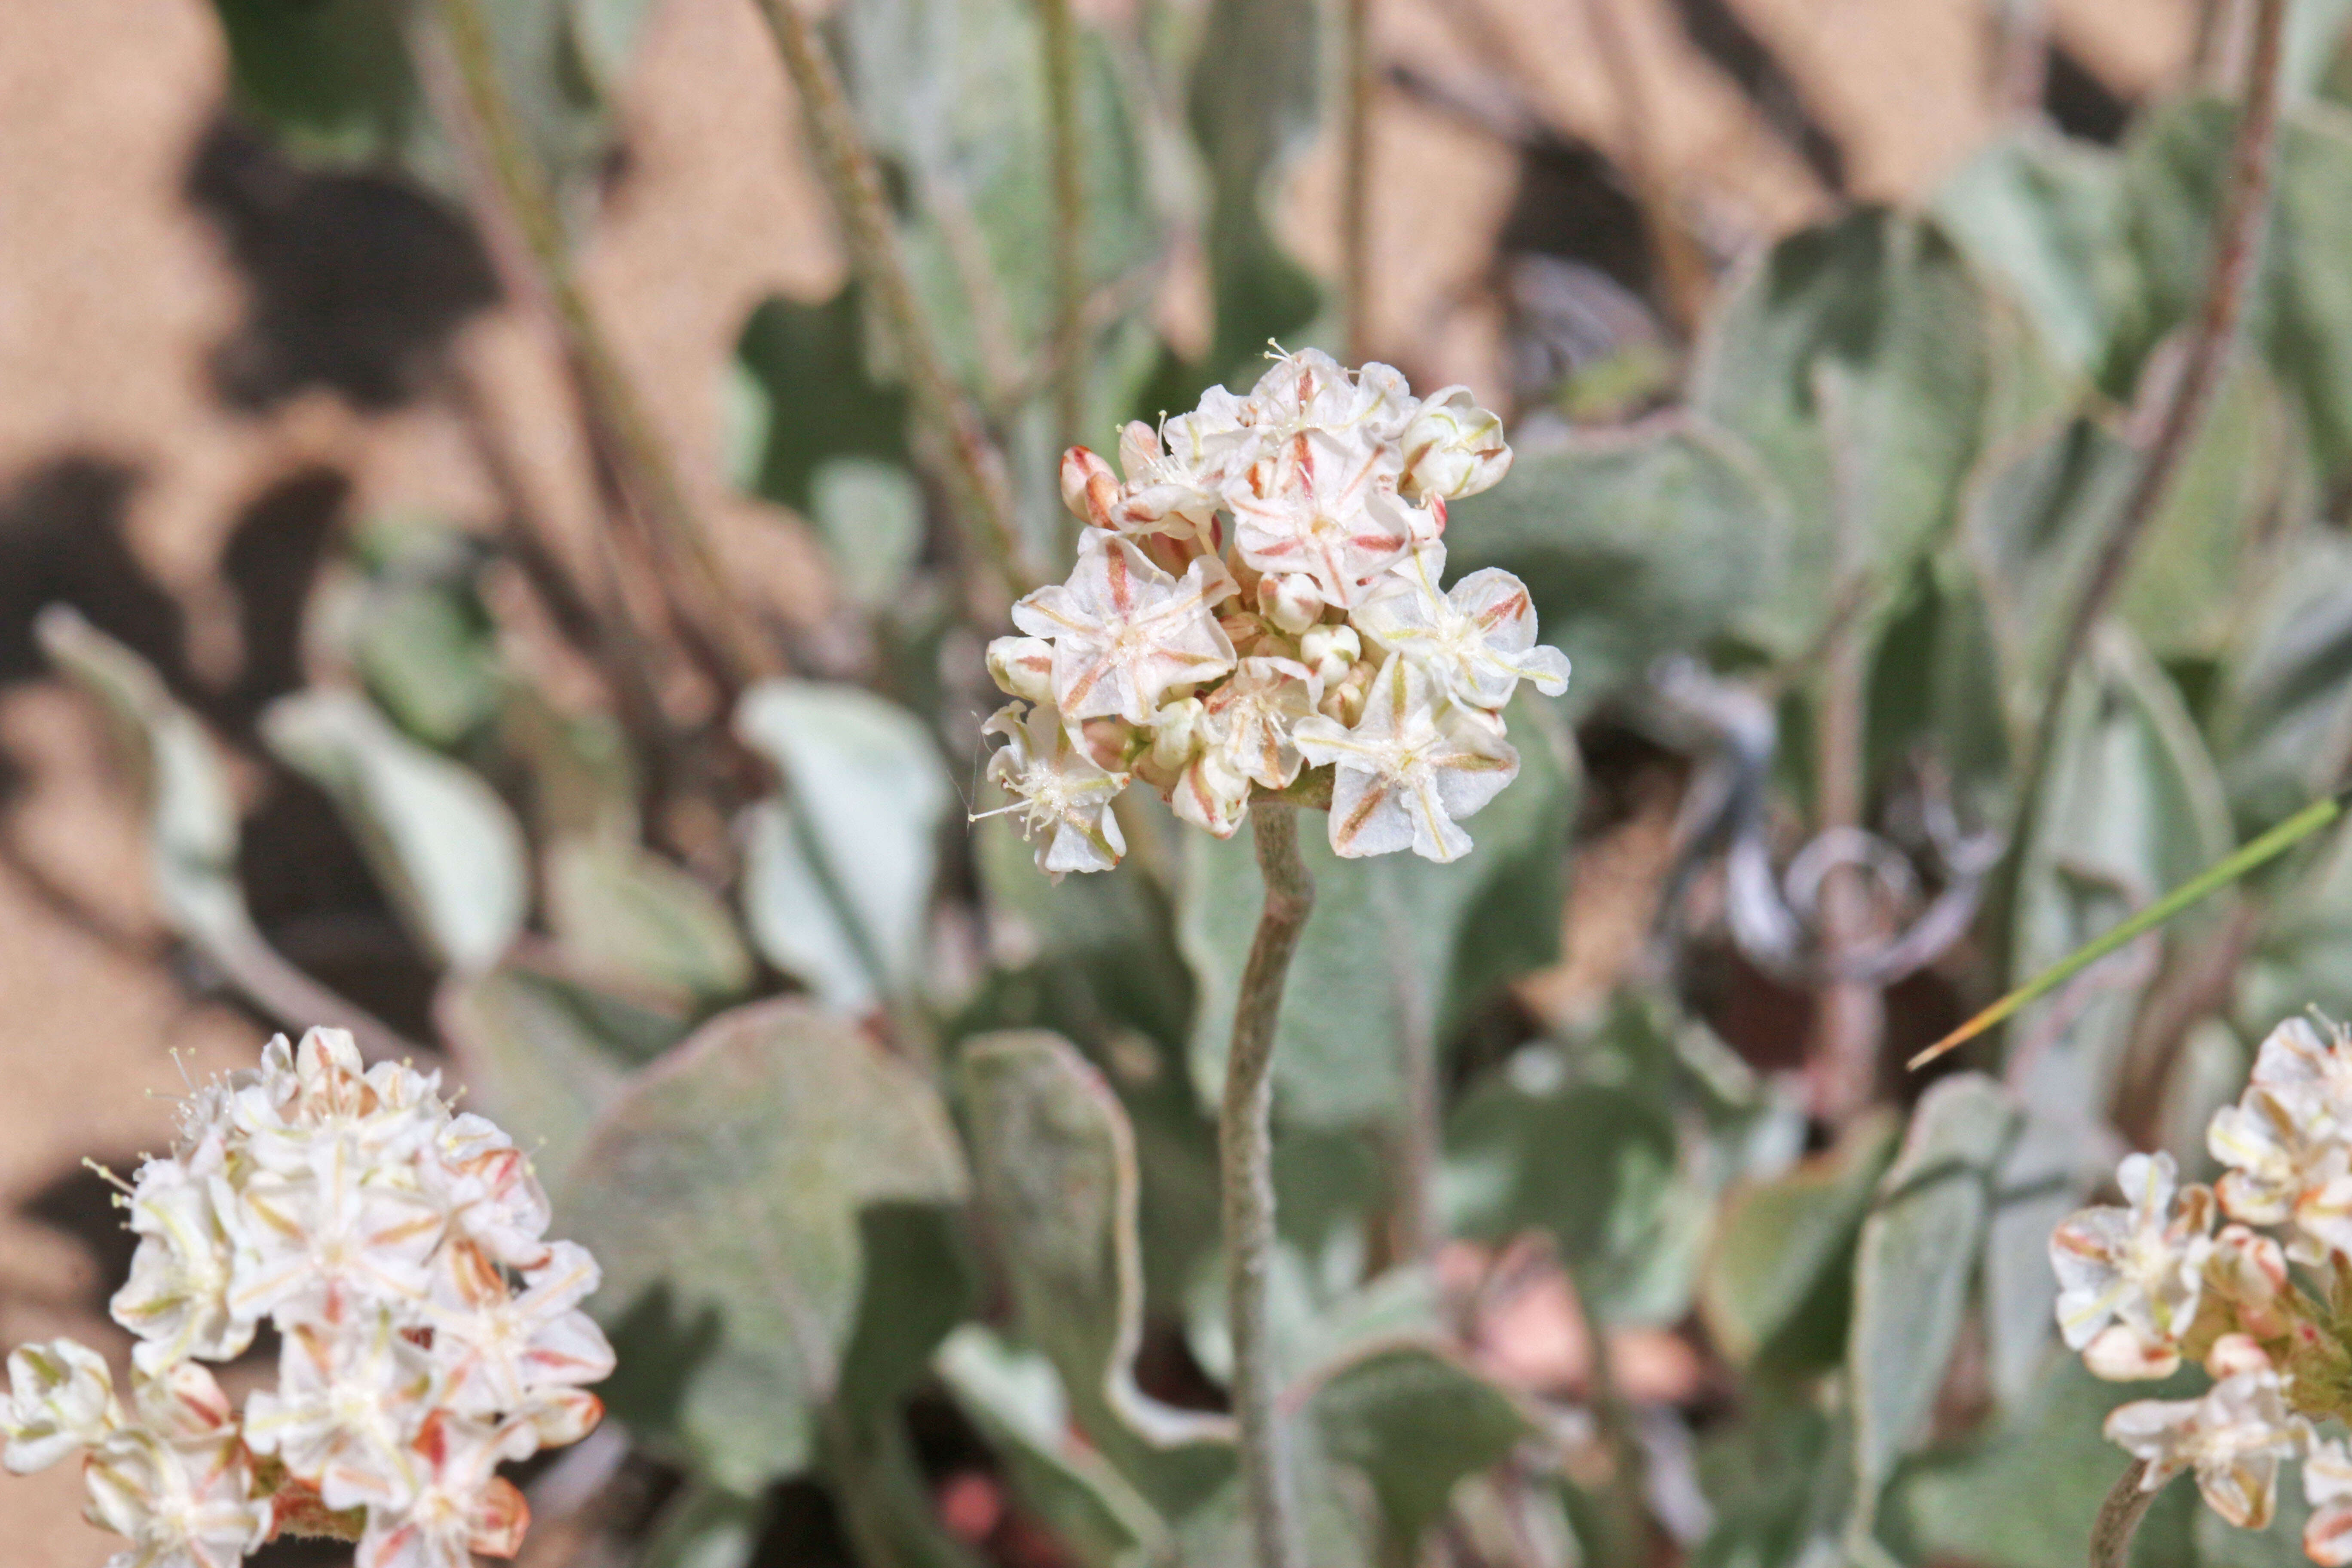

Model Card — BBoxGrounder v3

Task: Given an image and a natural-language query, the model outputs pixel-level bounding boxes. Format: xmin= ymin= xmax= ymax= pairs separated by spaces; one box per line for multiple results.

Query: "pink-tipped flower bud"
xmin=1257 ymin=573 xmax=1325 ymax=636
xmin=1060 ymin=447 xmax=1120 ymax=528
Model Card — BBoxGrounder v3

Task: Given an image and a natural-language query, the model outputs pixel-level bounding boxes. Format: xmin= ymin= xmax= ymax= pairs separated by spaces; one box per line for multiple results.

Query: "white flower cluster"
xmin=2049 ymin=1016 xmax=2352 ymax=1559
xmin=1 ymin=1028 xmax=613 ymax=1568
xmin=982 ymin=349 xmax=1568 ymax=877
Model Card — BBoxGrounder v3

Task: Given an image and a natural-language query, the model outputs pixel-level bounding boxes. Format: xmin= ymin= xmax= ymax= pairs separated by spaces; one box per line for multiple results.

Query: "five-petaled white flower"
xmin=2050 ymin=1151 xmax=2215 ymax=1380
xmin=2106 ymin=1361 xmax=2311 ymax=1530
xmin=982 ymin=701 xmax=1130 ymax=879
xmin=1352 ymin=545 xmax=1569 ymax=710
xmin=1 ymin=1339 xmax=120 ymax=1474
xmin=2210 ymin=1075 xmax=2352 ymax=1265
xmin=1294 ymin=657 xmax=1520 ymax=863
xmin=1170 ymin=657 xmax=1322 ymax=841
xmin=1225 ymin=429 xmax=1423 ymax=611
xmin=1012 ymin=532 xmax=1237 ymax=725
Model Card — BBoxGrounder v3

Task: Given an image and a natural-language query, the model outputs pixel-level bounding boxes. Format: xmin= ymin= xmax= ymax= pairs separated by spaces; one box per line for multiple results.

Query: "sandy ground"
xmin=0 ymin=0 xmax=2195 ymax=1559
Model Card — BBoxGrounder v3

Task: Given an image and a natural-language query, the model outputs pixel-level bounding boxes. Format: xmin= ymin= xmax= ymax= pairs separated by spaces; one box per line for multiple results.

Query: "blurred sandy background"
xmin=0 ymin=0 xmax=2196 ymax=1557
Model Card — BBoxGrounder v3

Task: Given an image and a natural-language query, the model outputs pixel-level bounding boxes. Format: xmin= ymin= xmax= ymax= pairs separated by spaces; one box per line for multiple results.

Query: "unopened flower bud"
xmin=2209 ymin=1224 xmax=2292 ymax=1339
xmin=987 ymin=637 xmax=1057 ymax=705
xmin=1258 ymin=573 xmax=1324 ymax=636
xmin=2206 ymin=1332 xmax=2275 ymax=1380
xmin=1149 ymin=697 xmax=1205 ymax=771
xmin=1400 ymin=387 xmax=1511 ymax=501
xmin=1171 ymin=747 xmax=1251 ymax=839
xmin=1320 ymin=660 xmax=1375 ymax=727
xmin=1060 ymin=447 xmax=1120 ymax=527
xmin=1300 ymin=623 xmax=1359 ymax=694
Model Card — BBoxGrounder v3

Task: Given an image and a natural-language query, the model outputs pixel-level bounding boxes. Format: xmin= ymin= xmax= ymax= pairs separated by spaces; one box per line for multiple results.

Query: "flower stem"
xmin=2091 ymin=1459 xmax=2159 ymax=1568
xmin=1987 ymin=0 xmax=2288 ymax=986
xmin=1225 ymin=803 xmax=1315 ymax=1568
xmin=1340 ymin=0 xmax=1375 ymax=362
xmin=423 ymin=0 xmax=776 ymax=695
xmin=1039 ymin=0 xmax=1087 ymax=456
xmin=749 ymin=0 xmax=1039 ymax=600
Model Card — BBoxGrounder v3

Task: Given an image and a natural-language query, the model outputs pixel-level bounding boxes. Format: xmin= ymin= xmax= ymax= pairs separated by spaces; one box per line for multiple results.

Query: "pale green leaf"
xmin=261 ymin=688 xmax=527 ymax=973
xmin=545 ymin=837 xmax=754 ymax=1008
xmin=735 ymin=679 xmax=952 ymax=1011
xmin=571 ymin=998 xmax=967 ymax=1490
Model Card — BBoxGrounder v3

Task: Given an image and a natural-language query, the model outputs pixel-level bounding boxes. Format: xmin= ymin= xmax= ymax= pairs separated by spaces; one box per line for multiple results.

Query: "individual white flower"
xmin=1352 ymin=546 xmax=1569 ymax=709
xmin=110 ymin=1160 xmax=251 ymax=1375
xmin=1225 ymin=429 xmax=1422 ymax=610
xmin=242 ymin=1309 xmax=439 ymax=1512
xmin=423 ymin=1241 xmax=614 ymax=1417
xmin=1198 ymin=658 xmax=1319 ymax=791
xmin=233 ymin=1029 xmax=444 ymax=1177
xmin=2304 ymin=1439 xmax=2352 ymax=1565
xmin=1011 ymin=532 xmax=1238 ymax=725
xmin=1396 ymin=383 xmax=1512 ymax=502
xmin=980 ymin=702 xmax=1129 ymax=877
xmin=1294 ymin=656 xmax=1519 ymax=862
xmin=1238 ymin=349 xmax=1418 ymax=447
xmin=420 ymin=1115 xmax=552 ymax=1272
xmin=2247 ymin=1015 xmax=2352 ymax=1123
xmin=355 ymin=1412 xmax=535 ymax=1568
xmin=226 ymin=1130 xmax=446 ymax=1329
xmin=2104 ymin=1364 xmax=2310 ymax=1530
xmin=2208 ymin=1079 xmax=2352 ymax=1264
xmin=84 ymin=1364 xmax=268 ymax=1568
xmin=2 ymin=1339 xmax=120 ymax=1473
xmin=2049 ymin=1152 xmax=2214 ymax=1379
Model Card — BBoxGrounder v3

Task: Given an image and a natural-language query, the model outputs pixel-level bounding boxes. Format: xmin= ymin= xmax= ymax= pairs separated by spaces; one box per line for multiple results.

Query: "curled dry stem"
xmin=750 ymin=0 xmax=1039 ymax=602
xmin=1224 ymin=803 xmax=1315 ymax=1568
xmin=2091 ymin=1459 xmax=2159 ymax=1568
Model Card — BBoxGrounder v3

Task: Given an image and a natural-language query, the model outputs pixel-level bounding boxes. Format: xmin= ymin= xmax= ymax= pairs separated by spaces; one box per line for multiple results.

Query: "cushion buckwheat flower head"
xmin=0 ymin=1026 xmax=612 ymax=1568
xmin=2050 ymin=1152 xmax=2215 ymax=1380
xmin=982 ymin=349 xmax=1562 ymax=870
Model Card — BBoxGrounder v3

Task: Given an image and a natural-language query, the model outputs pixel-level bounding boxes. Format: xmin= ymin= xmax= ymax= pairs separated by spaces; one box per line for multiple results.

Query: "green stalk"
xmin=1911 ymin=788 xmax=2347 ymax=1069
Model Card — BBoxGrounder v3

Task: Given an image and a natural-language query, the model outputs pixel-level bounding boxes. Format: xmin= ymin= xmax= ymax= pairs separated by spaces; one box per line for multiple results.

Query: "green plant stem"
xmin=750 ymin=0 xmax=1038 ymax=600
xmin=1039 ymin=0 xmax=1087 ymax=459
xmin=1990 ymin=0 xmax=2288 ymax=982
xmin=425 ymin=0 xmax=775 ymax=695
xmin=1912 ymin=786 xmax=2348 ymax=1068
xmin=1341 ymin=0 xmax=1375 ymax=362
xmin=1225 ymin=803 xmax=1315 ymax=1568
xmin=2091 ymin=1460 xmax=2159 ymax=1568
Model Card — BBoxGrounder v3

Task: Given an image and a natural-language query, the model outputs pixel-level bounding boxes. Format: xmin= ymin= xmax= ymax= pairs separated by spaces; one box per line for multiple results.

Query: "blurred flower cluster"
xmin=1 ymin=1028 xmax=612 ymax=1568
xmin=2052 ymin=1016 xmax=2352 ymax=1560
xmin=983 ymin=348 xmax=1569 ymax=875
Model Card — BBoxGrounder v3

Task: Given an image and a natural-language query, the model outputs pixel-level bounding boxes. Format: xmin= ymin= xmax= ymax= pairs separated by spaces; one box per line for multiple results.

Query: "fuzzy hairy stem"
xmin=2091 ymin=1460 xmax=2159 ymax=1568
xmin=1225 ymin=804 xmax=1315 ymax=1568
xmin=1986 ymin=0 xmax=2287 ymax=991
xmin=1039 ymin=0 xmax=1087 ymax=461
xmin=1341 ymin=0 xmax=1375 ymax=361
xmin=750 ymin=0 xmax=1038 ymax=600
xmin=425 ymin=0 xmax=774 ymax=695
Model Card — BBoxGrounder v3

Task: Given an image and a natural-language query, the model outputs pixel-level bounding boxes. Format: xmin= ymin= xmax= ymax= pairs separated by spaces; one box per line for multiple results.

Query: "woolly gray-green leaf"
xmin=261 ymin=687 xmax=527 ymax=973
xmin=545 ymin=838 xmax=754 ymax=1009
xmin=1303 ymin=1342 xmax=1534 ymax=1543
xmin=33 ymin=606 xmax=251 ymax=961
xmin=735 ymin=680 xmax=952 ymax=1011
xmin=437 ymin=952 xmax=690 ymax=1191
xmin=1693 ymin=208 xmax=1991 ymax=653
xmin=1443 ymin=421 xmax=1785 ymax=712
xmin=1699 ymin=1110 xmax=1900 ymax=1372
xmin=935 ymin=1327 xmax=1172 ymax=1568
xmin=1848 ymin=1073 xmax=2020 ymax=1505
xmin=956 ymin=1031 xmax=1234 ymax=1519
xmin=570 ymin=999 xmax=967 ymax=1491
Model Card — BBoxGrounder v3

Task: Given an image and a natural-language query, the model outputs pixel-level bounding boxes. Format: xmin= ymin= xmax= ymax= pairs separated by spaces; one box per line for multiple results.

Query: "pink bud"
xmin=1060 ymin=447 xmax=1119 ymax=527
